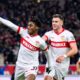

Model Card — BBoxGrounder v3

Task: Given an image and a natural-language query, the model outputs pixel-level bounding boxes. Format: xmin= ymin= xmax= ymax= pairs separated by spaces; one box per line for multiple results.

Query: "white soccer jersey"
xmin=16 ymin=27 xmax=48 ymax=67
xmin=0 ymin=17 xmax=48 ymax=67
xmin=44 ymin=28 xmax=76 ymax=75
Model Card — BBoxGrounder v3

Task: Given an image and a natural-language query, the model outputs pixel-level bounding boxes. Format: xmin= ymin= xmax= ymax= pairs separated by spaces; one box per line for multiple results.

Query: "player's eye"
xmin=52 ymin=21 xmax=58 ymax=23
xmin=28 ymin=24 xmax=33 ymax=27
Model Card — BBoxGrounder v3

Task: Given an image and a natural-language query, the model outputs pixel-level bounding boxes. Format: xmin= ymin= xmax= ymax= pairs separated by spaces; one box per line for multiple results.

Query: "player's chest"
xmin=49 ymin=34 xmax=69 ymax=47
xmin=20 ymin=34 xmax=40 ymax=51
xmin=49 ymin=34 xmax=67 ymax=42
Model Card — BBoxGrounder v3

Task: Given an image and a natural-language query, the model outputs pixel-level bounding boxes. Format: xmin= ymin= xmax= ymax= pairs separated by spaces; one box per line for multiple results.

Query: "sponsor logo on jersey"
xmin=51 ymin=41 xmax=70 ymax=48
xmin=20 ymin=38 xmax=39 ymax=51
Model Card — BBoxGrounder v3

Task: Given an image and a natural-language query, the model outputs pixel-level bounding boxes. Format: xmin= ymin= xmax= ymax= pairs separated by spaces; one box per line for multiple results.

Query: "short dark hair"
xmin=52 ymin=14 xmax=64 ymax=21
xmin=29 ymin=17 xmax=41 ymax=28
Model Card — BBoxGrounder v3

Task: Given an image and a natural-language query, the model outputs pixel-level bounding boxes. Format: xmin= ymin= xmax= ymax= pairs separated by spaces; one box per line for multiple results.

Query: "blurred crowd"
xmin=0 ymin=0 xmax=80 ymax=65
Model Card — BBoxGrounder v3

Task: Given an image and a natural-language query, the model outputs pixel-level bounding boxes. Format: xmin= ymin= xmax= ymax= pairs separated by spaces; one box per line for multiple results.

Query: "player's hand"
xmin=56 ymin=55 xmax=65 ymax=63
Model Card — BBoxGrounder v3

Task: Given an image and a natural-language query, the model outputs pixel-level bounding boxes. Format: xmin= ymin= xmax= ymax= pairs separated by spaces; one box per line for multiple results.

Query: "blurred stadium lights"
xmin=36 ymin=0 xmax=56 ymax=3
xmin=37 ymin=0 xmax=41 ymax=3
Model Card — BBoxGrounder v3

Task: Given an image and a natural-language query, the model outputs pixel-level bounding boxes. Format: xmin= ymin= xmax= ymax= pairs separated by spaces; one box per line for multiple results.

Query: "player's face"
xmin=27 ymin=21 xmax=38 ymax=35
xmin=52 ymin=17 xmax=63 ymax=30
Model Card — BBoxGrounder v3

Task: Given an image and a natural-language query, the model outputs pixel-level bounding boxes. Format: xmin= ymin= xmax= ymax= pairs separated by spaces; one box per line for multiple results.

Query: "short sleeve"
xmin=17 ymin=27 xmax=27 ymax=35
xmin=43 ymin=32 xmax=50 ymax=41
xmin=67 ymin=32 xmax=76 ymax=42
xmin=40 ymin=39 xmax=48 ymax=51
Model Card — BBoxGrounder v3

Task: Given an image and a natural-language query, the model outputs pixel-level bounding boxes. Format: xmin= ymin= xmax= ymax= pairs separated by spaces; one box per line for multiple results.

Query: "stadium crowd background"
xmin=0 ymin=0 xmax=80 ymax=76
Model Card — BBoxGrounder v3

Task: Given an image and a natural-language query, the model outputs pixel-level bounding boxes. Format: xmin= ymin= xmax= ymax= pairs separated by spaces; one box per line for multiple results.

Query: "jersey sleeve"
xmin=43 ymin=32 xmax=49 ymax=41
xmin=0 ymin=17 xmax=19 ymax=31
xmin=17 ymin=27 xmax=27 ymax=35
xmin=40 ymin=39 xmax=48 ymax=51
xmin=0 ymin=17 xmax=27 ymax=36
xmin=67 ymin=31 xmax=76 ymax=43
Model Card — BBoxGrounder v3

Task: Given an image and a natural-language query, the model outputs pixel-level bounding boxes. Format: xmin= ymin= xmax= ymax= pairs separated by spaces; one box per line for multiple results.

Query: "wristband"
xmin=63 ymin=54 xmax=67 ymax=58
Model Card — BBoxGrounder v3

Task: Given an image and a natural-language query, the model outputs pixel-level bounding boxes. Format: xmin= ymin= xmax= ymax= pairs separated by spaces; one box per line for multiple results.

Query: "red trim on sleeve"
xmin=68 ymin=41 xmax=76 ymax=43
xmin=43 ymin=46 xmax=48 ymax=51
xmin=17 ymin=26 xmax=20 ymax=33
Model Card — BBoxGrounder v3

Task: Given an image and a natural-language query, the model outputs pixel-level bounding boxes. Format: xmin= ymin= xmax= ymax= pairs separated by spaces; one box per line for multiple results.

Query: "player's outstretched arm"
xmin=0 ymin=17 xmax=19 ymax=32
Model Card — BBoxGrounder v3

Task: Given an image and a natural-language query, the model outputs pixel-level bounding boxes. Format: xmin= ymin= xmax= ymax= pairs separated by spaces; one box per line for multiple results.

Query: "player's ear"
xmin=36 ymin=26 xmax=39 ymax=30
xmin=61 ymin=20 xmax=63 ymax=26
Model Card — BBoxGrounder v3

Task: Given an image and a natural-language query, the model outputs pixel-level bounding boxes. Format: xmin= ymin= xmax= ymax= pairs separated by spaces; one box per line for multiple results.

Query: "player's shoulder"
xmin=45 ymin=30 xmax=52 ymax=33
xmin=64 ymin=29 xmax=73 ymax=35
xmin=19 ymin=26 xmax=27 ymax=31
xmin=22 ymin=27 xmax=27 ymax=30
xmin=18 ymin=26 xmax=27 ymax=35
xmin=37 ymin=35 xmax=44 ymax=40
xmin=36 ymin=35 xmax=45 ymax=42
xmin=44 ymin=30 xmax=52 ymax=35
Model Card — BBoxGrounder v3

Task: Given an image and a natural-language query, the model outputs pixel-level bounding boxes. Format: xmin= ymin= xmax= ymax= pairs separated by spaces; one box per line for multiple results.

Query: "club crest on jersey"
xmin=50 ymin=37 xmax=54 ymax=41
xmin=61 ymin=36 xmax=65 ymax=41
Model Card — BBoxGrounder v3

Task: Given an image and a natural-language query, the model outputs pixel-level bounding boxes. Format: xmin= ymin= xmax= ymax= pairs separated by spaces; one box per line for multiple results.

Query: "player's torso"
xmin=46 ymin=30 xmax=70 ymax=67
xmin=17 ymin=29 xmax=41 ymax=66
xmin=48 ymin=30 xmax=70 ymax=55
xmin=20 ymin=31 xmax=40 ymax=52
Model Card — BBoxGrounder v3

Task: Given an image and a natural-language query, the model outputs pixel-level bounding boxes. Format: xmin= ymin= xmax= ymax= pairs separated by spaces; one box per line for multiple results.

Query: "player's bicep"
xmin=67 ymin=32 xmax=78 ymax=53
xmin=69 ymin=42 xmax=78 ymax=54
xmin=69 ymin=42 xmax=77 ymax=49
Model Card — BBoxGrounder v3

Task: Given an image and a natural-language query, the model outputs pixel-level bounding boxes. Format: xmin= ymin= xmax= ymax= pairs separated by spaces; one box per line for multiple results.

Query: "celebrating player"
xmin=0 ymin=17 xmax=48 ymax=80
xmin=42 ymin=14 xmax=78 ymax=80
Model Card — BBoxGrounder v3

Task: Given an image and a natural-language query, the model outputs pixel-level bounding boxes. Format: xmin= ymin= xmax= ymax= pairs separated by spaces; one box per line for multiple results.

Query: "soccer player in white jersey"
xmin=42 ymin=14 xmax=78 ymax=80
xmin=0 ymin=17 xmax=48 ymax=80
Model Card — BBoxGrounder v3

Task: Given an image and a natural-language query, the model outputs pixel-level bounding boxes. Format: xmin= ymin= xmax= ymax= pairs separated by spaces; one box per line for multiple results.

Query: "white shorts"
xmin=44 ymin=67 xmax=64 ymax=80
xmin=14 ymin=65 xmax=38 ymax=80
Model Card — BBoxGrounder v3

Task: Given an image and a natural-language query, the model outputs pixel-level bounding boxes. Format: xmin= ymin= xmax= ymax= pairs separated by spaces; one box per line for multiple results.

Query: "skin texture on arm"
xmin=56 ymin=42 xmax=78 ymax=63
xmin=66 ymin=42 xmax=78 ymax=57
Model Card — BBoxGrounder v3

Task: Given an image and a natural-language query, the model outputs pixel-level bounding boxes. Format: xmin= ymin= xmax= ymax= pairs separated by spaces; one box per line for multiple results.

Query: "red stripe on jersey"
xmin=17 ymin=26 xmax=20 ymax=33
xmin=50 ymin=41 xmax=70 ymax=48
xmin=20 ymin=37 xmax=40 ymax=51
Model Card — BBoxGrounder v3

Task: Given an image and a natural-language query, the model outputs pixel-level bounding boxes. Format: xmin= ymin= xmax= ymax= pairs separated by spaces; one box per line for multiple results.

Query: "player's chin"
xmin=53 ymin=28 xmax=58 ymax=30
xmin=28 ymin=31 xmax=32 ymax=34
xmin=52 ymin=26 xmax=57 ymax=30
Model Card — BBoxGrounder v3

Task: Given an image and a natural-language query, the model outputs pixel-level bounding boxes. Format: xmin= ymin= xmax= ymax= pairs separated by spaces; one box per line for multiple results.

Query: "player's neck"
xmin=54 ymin=27 xmax=64 ymax=34
xmin=29 ymin=32 xmax=38 ymax=37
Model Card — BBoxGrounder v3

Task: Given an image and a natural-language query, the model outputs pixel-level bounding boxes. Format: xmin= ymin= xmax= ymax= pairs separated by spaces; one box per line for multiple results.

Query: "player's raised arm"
xmin=0 ymin=17 xmax=19 ymax=32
